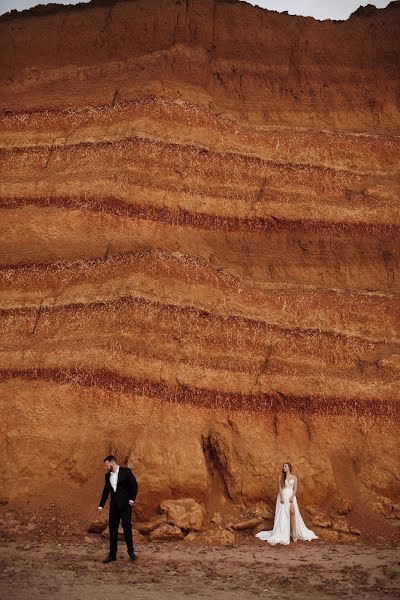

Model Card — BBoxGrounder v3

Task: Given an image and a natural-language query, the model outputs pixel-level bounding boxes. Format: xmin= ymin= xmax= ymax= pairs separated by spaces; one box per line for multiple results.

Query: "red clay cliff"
xmin=0 ymin=0 xmax=399 ymax=538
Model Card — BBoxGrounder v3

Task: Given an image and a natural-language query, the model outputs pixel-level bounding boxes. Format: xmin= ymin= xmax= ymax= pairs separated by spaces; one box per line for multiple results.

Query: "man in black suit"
xmin=98 ymin=455 xmax=138 ymax=563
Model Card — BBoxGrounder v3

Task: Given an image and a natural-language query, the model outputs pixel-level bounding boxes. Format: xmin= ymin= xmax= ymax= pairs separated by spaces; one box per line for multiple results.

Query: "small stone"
xmin=132 ymin=529 xmax=147 ymax=543
xmin=332 ymin=518 xmax=350 ymax=533
xmin=200 ymin=527 xmax=235 ymax=545
xmin=314 ymin=528 xmax=339 ymax=542
xmin=312 ymin=513 xmax=332 ymax=528
xmin=349 ymin=527 xmax=361 ymax=536
xmin=150 ymin=524 xmax=184 ymax=541
xmin=389 ymin=503 xmax=400 ymax=519
xmin=373 ymin=497 xmax=392 ymax=517
xmin=84 ymin=536 xmax=95 ymax=544
xmin=183 ymin=532 xmax=199 ymax=542
xmin=244 ymin=502 xmax=273 ymax=520
xmin=232 ymin=516 xmax=263 ymax=530
xmin=337 ymin=499 xmax=354 ymax=516
xmin=211 ymin=512 xmax=222 ymax=525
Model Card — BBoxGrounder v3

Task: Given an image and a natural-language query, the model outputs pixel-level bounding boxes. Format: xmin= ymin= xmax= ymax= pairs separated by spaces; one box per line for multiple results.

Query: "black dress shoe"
xmin=128 ymin=553 xmax=137 ymax=561
xmin=103 ymin=556 xmax=117 ymax=563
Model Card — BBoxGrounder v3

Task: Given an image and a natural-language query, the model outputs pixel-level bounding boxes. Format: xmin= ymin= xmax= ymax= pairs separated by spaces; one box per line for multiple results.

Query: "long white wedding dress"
xmin=255 ymin=478 xmax=318 ymax=545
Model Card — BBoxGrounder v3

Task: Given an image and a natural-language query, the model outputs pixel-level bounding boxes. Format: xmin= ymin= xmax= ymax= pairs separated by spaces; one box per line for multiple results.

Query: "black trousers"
xmin=109 ymin=503 xmax=134 ymax=557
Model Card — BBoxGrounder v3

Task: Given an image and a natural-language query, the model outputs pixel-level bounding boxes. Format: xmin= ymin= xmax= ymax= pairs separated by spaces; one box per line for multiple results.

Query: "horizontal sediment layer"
xmin=0 ymin=367 xmax=398 ymax=419
xmin=1 ymin=282 xmax=398 ymax=403
xmin=0 ymin=250 xmax=398 ymax=340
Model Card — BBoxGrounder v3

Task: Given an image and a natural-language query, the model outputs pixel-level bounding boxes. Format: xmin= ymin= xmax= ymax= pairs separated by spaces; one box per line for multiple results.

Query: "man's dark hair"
xmin=104 ymin=455 xmax=117 ymax=463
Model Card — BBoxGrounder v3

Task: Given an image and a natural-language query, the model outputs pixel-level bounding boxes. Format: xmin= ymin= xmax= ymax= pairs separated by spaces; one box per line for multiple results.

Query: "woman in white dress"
xmin=255 ymin=463 xmax=318 ymax=545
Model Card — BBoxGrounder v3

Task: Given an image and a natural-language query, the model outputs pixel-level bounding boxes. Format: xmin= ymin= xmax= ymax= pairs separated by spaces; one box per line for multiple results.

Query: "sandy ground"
xmin=1 ymin=536 xmax=399 ymax=600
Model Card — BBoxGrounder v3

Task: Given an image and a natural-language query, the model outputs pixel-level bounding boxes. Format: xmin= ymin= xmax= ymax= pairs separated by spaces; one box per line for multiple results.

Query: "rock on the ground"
xmin=150 ymin=524 xmax=184 ymax=541
xmin=199 ymin=527 xmax=236 ymax=545
xmin=337 ymin=499 xmax=354 ymax=515
xmin=160 ymin=498 xmax=205 ymax=531
xmin=137 ymin=515 xmax=166 ymax=534
xmin=314 ymin=528 xmax=340 ymax=542
xmin=88 ymin=519 xmax=108 ymax=534
xmin=251 ymin=502 xmax=274 ymax=520
xmin=84 ymin=535 xmax=96 ymax=544
xmin=211 ymin=512 xmax=222 ymax=525
xmin=232 ymin=516 xmax=263 ymax=530
xmin=183 ymin=532 xmax=199 ymax=542
xmin=372 ymin=497 xmax=393 ymax=518
xmin=332 ymin=518 xmax=350 ymax=533
xmin=391 ymin=503 xmax=400 ymax=519
xmin=312 ymin=513 xmax=332 ymax=528
xmin=133 ymin=529 xmax=147 ymax=543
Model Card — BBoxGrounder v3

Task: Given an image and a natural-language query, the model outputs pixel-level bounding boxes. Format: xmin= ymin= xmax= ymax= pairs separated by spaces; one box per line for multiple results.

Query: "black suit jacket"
xmin=99 ymin=466 xmax=138 ymax=511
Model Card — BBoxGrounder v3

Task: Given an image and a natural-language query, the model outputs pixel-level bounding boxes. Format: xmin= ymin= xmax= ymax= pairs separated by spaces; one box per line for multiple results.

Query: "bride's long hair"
xmin=281 ymin=462 xmax=293 ymax=488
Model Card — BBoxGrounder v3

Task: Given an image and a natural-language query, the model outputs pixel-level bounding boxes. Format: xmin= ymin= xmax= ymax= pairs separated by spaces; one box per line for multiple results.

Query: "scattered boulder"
xmin=211 ymin=512 xmax=222 ymax=525
xmin=232 ymin=516 xmax=263 ymax=530
xmin=349 ymin=527 xmax=361 ymax=536
xmin=392 ymin=503 xmax=400 ymax=519
xmin=133 ymin=529 xmax=147 ymax=543
xmin=201 ymin=527 xmax=235 ymax=545
xmin=332 ymin=517 xmax=350 ymax=534
xmin=150 ymin=523 xmax=184 ymax=541
xmin=312 ymin=513 xmax=332 ymax=528
xmin=88 ymin=519 xmax=108 ymax=534
xmin=337 ymin=499 xmax=354 ymax=516
xmin=246 ymin=502 xmax=273 ymax=520
xmin=372 ymin=496 xmax=393 ymax=517
xmin=314 ymin=528 xmax=339 ymax=542
xmin=160 ymin=498 xmax=205 ymax=531
xmin=183 ymin=532 xmax=199 ymax=542
xmin=137 ymin=515 xmax=166 ymax=534
xmin=384 ymin=502 xmax=400 ymax=520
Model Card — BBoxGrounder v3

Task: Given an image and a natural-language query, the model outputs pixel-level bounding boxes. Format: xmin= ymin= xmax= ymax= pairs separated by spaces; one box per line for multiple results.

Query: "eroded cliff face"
xmin=0 ymin=0 xmax=399 ymax=533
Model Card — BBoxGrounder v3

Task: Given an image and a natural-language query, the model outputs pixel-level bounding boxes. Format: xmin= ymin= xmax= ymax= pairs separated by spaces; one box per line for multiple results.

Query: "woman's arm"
xmin=290 ymin=476 xmax=298 ymax=502
xmin=278 ymin=475 xmax=284 ymax=503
